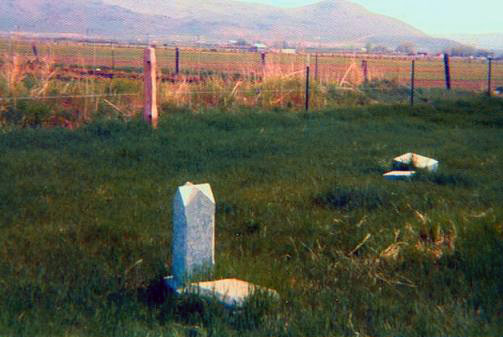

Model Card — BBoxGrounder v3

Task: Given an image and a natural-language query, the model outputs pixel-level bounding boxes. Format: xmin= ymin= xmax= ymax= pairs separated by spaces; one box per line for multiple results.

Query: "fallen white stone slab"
xmin=383 ymin=170 xmax=416 ymax=181
xmin=393 ymin=153 xmax=439 ymax=172
xmin=167 ymin=278 xmax=279 ymax=308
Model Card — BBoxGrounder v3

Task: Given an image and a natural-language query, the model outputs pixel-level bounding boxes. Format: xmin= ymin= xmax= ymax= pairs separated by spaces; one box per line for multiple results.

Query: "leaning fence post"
xmin=31 ymin=43 xmax=39 ymax=62
xmin=443 ymin=53 xmax=451 ymax=90
xmin=144 ymin=47 xmax=158 ymax=128
xmin=487 ymin=57 xmax=493 ymax=96
xmin=410 ymin=59 xmax=415 ymax=106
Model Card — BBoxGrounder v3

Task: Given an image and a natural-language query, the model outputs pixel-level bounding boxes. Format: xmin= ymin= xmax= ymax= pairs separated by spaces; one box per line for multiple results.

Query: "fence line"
xmin=1 ymin=43 xmax=502 ymax=126
xmin=0 ymin=93 xmax=139 ymax=102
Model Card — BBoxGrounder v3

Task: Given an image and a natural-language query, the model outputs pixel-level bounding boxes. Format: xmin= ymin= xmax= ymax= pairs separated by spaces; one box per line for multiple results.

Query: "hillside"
xmin=103 ymin=0 xmax=426 ymax=43
xmin=446 ymin=33 xmax=503 ymax=51
xmin=0 ymin=0 xmax=462 ymax=51
xmin=0 ymin=0 xmax=179 ymax=37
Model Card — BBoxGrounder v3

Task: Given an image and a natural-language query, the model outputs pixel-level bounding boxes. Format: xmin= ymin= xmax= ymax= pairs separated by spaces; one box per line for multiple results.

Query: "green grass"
xmin=1 ymin=96 xmax=503 ymax=336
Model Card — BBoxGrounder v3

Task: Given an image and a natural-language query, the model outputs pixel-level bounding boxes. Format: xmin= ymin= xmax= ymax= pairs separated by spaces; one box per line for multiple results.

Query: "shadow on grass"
xmin=412 ymin=171 xmax=476 ymax=187
xmin=138 ymin=278 xmax=278 ymax=335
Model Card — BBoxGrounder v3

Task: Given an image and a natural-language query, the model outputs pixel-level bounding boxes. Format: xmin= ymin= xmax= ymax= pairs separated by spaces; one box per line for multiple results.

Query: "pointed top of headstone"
xmin=177 ymin=183 xmax=215 ymax=206
xmin=172 ymin=182 xmax=216 ymax=286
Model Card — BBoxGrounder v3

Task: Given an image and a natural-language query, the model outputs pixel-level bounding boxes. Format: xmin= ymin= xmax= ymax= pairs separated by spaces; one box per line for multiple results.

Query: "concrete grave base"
xmin=393 ymin=153 xmax=439 ymax=172
xmin=165 ymin=277 xmax=279 ymax=308
xmin=383 ymin=170 xmax=416 ymax=181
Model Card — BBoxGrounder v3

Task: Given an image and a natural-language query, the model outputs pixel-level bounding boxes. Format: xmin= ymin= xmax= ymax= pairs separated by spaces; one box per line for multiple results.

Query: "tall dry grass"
xmin=0 ymin=50 xmax=142 ymax=127
xmin=158 ymin=59 xmax=365 ymax=112
xmin=1 ymin=42 xmax=487 ymax=127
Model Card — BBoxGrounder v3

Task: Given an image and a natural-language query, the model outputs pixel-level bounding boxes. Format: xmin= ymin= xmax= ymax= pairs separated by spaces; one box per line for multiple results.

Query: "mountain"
xmin=0 ymin=0 xmax=460 ymax=52
xmin=101 ymin=0 xmax=426 ymax=43
xmin=445 ymin=33 xmax=503 ymax=51
xmin=0 ymin=0 xmax=180 ymax=37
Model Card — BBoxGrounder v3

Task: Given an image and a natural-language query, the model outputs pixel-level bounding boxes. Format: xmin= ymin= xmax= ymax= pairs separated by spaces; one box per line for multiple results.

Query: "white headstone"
xmin=166 ymin=182 xmax=279 ymax=307
xmin=172 ymin=182 xmax=215 ymax=286
xmin=393 ymin=153 xmax=439 ymax=172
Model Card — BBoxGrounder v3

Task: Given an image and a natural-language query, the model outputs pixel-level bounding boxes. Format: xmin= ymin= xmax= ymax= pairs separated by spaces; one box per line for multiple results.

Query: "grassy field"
xmin=1 ymin=95 xmax=503 ymax=336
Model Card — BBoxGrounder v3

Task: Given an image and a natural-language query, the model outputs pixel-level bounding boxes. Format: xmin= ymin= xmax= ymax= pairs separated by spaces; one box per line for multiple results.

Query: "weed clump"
xmin=326 ymin=85 xmax=370 ymax=105
xmin=361 ymin=79 xmax=410 ymax=102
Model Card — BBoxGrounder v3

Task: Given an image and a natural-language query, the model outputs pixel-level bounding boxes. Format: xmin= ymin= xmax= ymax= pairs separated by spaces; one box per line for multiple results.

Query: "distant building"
xmin=249 ymin=43 xmax=268 ymax=52
xmin=280 ymin=48 xmax=297 ymax=54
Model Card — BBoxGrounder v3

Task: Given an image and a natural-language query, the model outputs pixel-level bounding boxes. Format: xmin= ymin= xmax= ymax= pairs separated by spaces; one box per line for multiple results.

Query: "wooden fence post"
xmin=144 ymin=47 xmax=158 ymax=128
xmin=315 ymin=54 xmax=319 ymax=83
xmin=443 ymin=53 xmax=451 ymax=90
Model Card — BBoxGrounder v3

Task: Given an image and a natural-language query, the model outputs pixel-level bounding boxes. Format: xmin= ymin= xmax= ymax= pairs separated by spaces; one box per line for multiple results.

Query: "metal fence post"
xmin=261 ymin=52 xmax=266 ymax=80
xmin=410 ymin=59 xmax=415 ymax=106
xmin=31 ymin=43 xmax=39 ymax=61
xmin=175 ymin=47 xmax=180 ymax=75
xmin=111 ymin=47 xmax=115 ymax=70
xmin=305 ymin=64 xmax=310 ymax=111
xmin=443 ymin=53 xmax=451 ymax=90
xmin=487 ymin=57 xmax=493 ymax=96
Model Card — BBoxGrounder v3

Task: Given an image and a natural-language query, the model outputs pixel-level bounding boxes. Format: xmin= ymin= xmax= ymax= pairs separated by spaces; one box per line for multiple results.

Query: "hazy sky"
xmin=238 ymin=0 xmax=503 ymax=35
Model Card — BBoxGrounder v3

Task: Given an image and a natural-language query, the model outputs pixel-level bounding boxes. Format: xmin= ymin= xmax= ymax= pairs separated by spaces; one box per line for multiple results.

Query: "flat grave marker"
xmin=383 ymin=170 xmax=416 ymax=181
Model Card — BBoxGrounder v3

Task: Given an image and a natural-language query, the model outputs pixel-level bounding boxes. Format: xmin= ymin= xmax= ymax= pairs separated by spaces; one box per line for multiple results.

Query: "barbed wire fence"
xmin=0 ymin=36 xmax=502 ymax=127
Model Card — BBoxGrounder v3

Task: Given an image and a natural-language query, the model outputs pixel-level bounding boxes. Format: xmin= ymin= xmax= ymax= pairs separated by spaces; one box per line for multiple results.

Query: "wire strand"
xmin=0 ymin=93 xmax=139 ymax=101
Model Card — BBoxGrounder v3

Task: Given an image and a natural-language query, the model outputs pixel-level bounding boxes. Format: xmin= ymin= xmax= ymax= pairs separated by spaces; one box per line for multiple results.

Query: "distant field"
xmin=1 ymin=38 xmax=502 ymax=91
xmin=1 ymin=97 xmax=502 ymax=336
